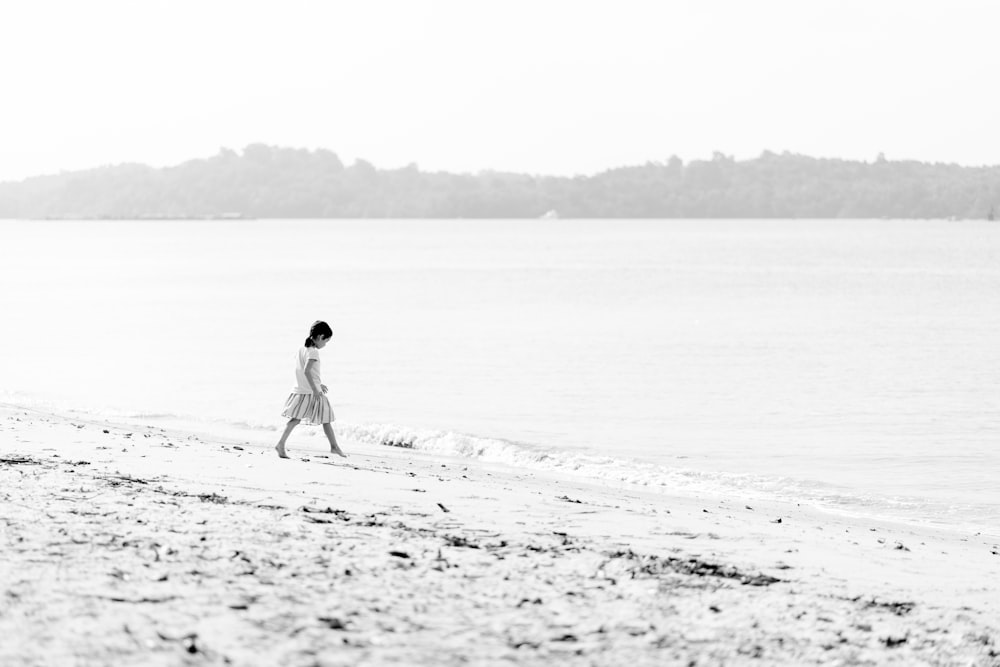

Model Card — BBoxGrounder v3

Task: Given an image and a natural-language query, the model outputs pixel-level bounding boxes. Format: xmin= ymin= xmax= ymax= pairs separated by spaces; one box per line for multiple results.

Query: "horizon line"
xmin=5 ymin=146 xmax=1000 ymax=185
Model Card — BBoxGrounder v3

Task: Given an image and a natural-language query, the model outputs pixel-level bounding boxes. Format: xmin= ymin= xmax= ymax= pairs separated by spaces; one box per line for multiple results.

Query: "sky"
xmin=1 ymin=0 xmax=998 ymax=182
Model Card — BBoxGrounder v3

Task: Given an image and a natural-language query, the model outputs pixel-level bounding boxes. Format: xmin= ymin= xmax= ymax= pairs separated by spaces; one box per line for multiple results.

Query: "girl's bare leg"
xmin=323 ymin=423 xmax=347 ymax=458
xmin=275 ymin=418 xmax=300 ymax=458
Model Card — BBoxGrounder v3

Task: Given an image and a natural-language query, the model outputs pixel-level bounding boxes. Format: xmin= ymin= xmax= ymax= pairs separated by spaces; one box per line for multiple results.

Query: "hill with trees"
xmin=1 ymin=145 xmax=998 ymax=219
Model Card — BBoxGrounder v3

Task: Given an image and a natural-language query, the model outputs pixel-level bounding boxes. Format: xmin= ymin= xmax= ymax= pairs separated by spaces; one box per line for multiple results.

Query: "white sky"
xmin=1 ymin=0 xmax=998 ymax=181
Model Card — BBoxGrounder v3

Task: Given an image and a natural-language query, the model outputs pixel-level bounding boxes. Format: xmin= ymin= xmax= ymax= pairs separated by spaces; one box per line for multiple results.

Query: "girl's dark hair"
xmin=304 ymin=320 xmax=333 ymax=347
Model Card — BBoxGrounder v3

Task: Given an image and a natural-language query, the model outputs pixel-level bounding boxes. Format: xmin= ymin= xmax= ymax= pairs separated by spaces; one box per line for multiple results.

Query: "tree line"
xmin=1 ymin=145 xmax=998 ymax=219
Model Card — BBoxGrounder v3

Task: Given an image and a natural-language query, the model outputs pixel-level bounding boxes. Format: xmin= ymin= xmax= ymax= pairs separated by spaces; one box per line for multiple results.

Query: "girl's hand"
xmin=321 ymin=384 xmax=328 ymax=394
xmin=313 ymin=389 xmax=324 ymax=399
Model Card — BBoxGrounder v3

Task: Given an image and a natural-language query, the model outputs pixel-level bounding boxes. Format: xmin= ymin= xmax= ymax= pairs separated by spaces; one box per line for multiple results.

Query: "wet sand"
xmin=2 ymin=405 xmax=998 ymax=665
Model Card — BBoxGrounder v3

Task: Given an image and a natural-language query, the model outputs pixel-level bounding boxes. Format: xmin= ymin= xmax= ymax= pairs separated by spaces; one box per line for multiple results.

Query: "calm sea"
xmin=2 ymin=219 xmax=998 ymax=533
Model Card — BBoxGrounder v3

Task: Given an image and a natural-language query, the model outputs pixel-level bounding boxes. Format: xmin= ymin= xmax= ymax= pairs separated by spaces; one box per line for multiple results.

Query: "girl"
xmin=275 ymin=320 xmax=347 ymax=459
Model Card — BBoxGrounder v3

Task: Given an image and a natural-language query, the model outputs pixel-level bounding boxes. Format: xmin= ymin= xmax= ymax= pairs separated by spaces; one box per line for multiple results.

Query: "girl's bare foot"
xmin=275 ymin=444 xmax=289 ymax=459
xmin=330 ymin=445 xmax=347 ymax=458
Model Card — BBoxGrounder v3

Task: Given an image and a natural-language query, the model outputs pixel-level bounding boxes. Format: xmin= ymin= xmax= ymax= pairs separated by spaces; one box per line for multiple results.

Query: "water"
xmin=2 ymin=219 xmax=998 ymax=533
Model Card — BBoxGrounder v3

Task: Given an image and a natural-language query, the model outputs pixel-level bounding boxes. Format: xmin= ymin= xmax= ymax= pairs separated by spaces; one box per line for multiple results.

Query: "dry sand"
xmin=1 ymin=404 xmax=998 ymax=666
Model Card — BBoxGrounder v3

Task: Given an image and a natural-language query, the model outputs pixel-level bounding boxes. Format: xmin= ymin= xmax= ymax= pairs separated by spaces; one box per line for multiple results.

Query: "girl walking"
xmin=275 ymin=320 xmax=347 ymax=459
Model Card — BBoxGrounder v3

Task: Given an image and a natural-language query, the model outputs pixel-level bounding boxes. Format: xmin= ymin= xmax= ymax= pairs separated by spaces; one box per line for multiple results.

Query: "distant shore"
xmin=31 ymin=213 xmax=255 ymax=221
xmin=2 ymin=145 xmax=998 ymax=220
xmin=15 ymin=215 xmax=995 ymax=222
xmin=2 ymin=404 xmax=998 ymax=665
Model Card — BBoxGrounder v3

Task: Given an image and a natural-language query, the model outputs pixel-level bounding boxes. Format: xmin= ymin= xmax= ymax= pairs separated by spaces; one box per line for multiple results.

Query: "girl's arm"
xmin=303 ymin=359 xmax=323 ymax=396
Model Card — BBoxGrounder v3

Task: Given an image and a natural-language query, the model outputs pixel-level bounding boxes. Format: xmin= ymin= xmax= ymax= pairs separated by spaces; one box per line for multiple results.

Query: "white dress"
xmin=280 ymin=346 xmax=334 ymax=424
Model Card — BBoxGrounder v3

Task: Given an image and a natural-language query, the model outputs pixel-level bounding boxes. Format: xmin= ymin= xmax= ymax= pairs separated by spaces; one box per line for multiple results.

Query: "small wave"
xmin=341 ymin=422 xmax=823 ymax=494
xmin=338 ymin=422 xmax=1000 ymax=533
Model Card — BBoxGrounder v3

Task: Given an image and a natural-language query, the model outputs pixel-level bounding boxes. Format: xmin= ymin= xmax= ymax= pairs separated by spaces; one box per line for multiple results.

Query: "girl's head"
xmin=304 ymin=320 xmax=333 ymax=348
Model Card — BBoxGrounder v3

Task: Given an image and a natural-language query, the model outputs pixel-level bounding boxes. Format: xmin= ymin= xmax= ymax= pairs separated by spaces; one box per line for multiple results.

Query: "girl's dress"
xmin=281 ymin=346 xmax=334 ymax=424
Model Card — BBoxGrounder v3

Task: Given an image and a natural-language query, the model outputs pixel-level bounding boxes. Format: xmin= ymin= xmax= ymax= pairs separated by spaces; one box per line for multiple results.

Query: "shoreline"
xmin=2 ymin=404 xmax=999 ymax=665
xmin=10 ymin=397 xmax=996 ymax=541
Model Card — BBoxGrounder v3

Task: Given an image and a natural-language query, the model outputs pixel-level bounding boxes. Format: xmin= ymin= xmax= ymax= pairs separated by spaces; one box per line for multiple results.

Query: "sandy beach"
xmin=2 ymin=404 xmax=998 ymax=666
